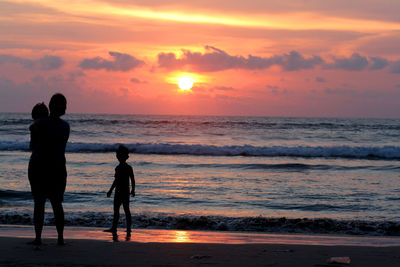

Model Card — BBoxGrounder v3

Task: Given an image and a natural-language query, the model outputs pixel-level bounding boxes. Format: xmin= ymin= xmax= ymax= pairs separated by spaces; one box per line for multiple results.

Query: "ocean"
xmin=1 ymin=113 xmax=400 ymax=235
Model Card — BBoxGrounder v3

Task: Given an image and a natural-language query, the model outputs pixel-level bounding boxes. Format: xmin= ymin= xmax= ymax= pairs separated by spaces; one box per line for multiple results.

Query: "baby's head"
xmin=116 ymin=145 xmax=129 ymax=162
xmin=31 ymin=102 xmax=49 ymax=120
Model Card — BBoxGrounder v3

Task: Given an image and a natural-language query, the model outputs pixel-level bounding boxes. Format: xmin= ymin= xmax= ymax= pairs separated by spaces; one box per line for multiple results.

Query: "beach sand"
xmin=1 ymin=225 xmax=400 ymax=266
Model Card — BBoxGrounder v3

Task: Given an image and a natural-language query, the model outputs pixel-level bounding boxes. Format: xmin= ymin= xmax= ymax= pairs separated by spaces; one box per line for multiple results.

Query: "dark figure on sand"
xmin=105 ymin=145 xmax=135 ymax=236
xmin=28 ymin=94 xmax=70 ymax=246
xmin=29 ymin=103 xmax=49 ymax=151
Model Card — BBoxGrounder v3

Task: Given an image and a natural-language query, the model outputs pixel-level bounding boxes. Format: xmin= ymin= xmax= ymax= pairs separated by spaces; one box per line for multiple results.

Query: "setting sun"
xmin=178 ymin=76 xmax=194 ymax=91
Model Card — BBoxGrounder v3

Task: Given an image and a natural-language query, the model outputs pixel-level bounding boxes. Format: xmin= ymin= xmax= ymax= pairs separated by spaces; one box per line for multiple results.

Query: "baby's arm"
xmin=29 ymin=129 xmax=34 ymax=151
xmin=29 ymin=123 xmax=37 ymax=151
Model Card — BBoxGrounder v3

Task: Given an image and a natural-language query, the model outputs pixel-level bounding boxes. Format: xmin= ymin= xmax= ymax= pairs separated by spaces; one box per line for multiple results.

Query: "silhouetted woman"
xmin=28 ymin=93 xmax=70 ymax=245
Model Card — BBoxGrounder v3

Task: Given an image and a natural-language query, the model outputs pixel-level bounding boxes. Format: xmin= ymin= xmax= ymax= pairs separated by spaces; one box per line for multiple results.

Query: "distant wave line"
xmin=2 ymin=117 xmax=400 ymax=131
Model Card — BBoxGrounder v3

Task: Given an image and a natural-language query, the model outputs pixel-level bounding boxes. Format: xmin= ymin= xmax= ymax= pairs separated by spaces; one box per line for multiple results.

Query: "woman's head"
xmin=49 ymin=93 xmax=67 ymax=117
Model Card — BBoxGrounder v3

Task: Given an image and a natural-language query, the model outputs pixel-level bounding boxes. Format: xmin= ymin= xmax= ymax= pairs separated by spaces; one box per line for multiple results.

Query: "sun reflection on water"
xmin=173 ymin=231 xmax=190 ymax=242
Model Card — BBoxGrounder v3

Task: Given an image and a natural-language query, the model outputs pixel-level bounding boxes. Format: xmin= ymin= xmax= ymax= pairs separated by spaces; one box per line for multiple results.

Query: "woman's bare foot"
xmin=27 ymin=239 xmax=42 ymax=246
xmin=57 ymin=237 xmax=65 ymax=245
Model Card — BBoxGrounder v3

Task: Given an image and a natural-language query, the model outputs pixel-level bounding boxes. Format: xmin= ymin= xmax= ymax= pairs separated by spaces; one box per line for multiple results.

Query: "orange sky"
xmin=1 ymin=0 xmax=400 ymax=117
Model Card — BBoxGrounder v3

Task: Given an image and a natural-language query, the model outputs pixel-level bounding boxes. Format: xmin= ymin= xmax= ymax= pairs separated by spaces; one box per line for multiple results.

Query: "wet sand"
xmin=1 ymin=225 xmax=400 ymax=266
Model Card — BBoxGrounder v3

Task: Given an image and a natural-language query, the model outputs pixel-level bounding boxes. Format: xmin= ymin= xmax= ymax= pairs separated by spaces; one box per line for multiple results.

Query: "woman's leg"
xmin=50 ymin=199 xmax=64 ymax=245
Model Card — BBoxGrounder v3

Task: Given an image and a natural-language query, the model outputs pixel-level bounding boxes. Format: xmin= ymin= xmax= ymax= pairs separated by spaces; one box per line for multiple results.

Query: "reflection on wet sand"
xmin=2 ymin=225 xmax=400 ymax=247
xmin=173 ymin=231 xmax=189 ymax=242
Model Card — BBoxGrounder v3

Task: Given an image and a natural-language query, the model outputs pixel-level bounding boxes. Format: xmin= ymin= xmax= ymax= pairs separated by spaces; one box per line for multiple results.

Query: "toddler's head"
xmin=116 ymin=145 xmax=129 ymax=162
xmin=31 ymin=102 xmax=49 ymax=120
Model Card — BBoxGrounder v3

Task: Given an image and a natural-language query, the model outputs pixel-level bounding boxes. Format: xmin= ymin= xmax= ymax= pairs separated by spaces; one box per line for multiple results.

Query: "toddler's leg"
xmin=122 ymin=200 xmax=131 ymax=233
xmin=111 ymin=197 xmax=122 ymax=231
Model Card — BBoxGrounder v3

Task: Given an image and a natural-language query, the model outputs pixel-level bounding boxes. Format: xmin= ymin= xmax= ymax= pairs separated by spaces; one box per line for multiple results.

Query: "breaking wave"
xmin=1 ymin=141 xmax=399 ymax=159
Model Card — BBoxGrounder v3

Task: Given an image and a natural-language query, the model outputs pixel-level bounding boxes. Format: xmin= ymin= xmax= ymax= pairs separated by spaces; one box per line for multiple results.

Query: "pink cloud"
xmin=158 ymin=46 xmax=323 ymax=72
xmin=79 ymin=52 xmax=144 ymax=72
xmin=0 ymin=54 xmax=64 ymax=70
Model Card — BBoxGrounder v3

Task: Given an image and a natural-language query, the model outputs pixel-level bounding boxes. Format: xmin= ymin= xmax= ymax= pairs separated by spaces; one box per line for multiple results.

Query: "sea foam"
xmin=1 ymin=141 xmax=399 ymax=159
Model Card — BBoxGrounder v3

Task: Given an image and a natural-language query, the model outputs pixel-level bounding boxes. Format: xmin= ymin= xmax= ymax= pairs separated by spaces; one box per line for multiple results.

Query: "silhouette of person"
xmin=108 ymin=231 xmax=131 ymax=242
xmin=104 ymin=145 xmax=135 ymax=236
xmin=28 ymin=94 xmax=70 ymax=246
xmin=29 ymin=103 xmax=49 ymax=151
xmin=28 ymin=103 xmax=49 ymax=220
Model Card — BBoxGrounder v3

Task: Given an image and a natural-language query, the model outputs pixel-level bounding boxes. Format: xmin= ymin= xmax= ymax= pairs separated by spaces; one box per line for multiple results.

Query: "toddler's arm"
xmin=130 ymin=167 xmax=135 ymax=197
xmin=107 ymin=179 xmax=116 ymax=197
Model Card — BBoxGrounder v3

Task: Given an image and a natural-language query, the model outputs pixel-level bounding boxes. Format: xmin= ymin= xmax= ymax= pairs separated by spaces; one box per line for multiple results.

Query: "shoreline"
xmin=1 ymin=227 xmax=400 ymax=266
xmin=2 ymin=209 xmax=400 ymax=236
xmin=1 ymin=224 xmax=400 ymax=246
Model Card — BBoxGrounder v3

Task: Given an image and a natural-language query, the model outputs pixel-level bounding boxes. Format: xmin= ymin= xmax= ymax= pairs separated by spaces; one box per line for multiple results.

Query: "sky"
xmin=0 ymin=0 xmax=400 ymax=117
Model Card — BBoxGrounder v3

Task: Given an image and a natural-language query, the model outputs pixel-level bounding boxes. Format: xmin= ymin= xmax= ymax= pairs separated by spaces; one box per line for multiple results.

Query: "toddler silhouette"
xmin=105 ymin=145 xmax=135 ymax=235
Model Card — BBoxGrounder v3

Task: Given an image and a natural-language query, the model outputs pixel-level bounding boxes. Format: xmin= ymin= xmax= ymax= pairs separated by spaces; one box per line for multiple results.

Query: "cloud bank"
xmin=158 ymin=46 xmax=322 ymax=72
xmin=369 ymin=57 xmax=389 ymax=70
xmin=0 ymin=54 xmax=64 ymax=70
xmin=79 ymin=51 xmax=144 ymax=71
xmin=158 ymin=46 xmax=398 ymax=73
xmin=324 ymin=53 xmax=368 ymax=71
